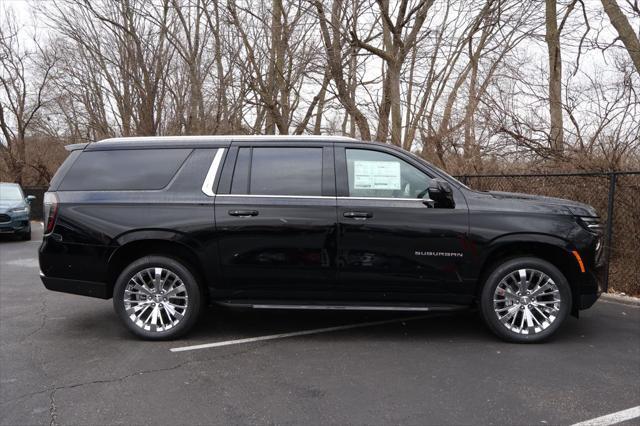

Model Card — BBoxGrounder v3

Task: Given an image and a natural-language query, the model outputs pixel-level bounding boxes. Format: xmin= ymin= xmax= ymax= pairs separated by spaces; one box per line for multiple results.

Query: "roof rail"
xmin=65 ymin=143 xmax=89 ymax=152
xmin=96 ymin=135 xmax=360 ymax=144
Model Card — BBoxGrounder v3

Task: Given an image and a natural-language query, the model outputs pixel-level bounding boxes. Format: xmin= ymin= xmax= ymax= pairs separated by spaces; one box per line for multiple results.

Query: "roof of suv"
xmin=69 ymin=135 xmax=361 ymax=151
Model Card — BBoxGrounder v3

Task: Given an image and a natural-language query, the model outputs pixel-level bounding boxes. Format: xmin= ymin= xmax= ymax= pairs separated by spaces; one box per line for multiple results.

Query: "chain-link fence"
xmin=456 ymin=172 xmax=640 ymax=296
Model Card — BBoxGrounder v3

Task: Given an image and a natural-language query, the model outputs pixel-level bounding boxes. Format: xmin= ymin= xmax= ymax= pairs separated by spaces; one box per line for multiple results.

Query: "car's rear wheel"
xmin=113 ymin=256 xmax=202 ymax=340
xmin=479 ymin=257 xmax=571 ymax=343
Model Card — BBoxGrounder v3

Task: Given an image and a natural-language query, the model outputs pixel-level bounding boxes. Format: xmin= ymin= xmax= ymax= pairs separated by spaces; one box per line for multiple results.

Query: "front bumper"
xmin=577 ymin=264 xmax=607 ymax=310
xmin=0 ymin=214 xmax=29 ymax=234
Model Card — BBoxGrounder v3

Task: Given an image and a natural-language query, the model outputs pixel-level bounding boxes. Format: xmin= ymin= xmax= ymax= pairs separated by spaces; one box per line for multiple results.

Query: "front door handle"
xmin=228 ymin=210 xmax=259 ymax=217
xmin=343 ymin=211 xmax=372 ymax=219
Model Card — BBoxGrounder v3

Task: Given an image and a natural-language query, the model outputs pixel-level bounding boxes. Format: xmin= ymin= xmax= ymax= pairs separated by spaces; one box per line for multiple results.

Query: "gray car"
xmin=0 ymin=183 xmax=35 ymax=240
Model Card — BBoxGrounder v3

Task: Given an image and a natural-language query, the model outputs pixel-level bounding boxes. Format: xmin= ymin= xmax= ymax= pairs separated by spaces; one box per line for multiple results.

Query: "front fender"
xmin=486 ymin=232 xmax=573 ymax=252
xmin=475 ymin=232 xmax=584 ymax=316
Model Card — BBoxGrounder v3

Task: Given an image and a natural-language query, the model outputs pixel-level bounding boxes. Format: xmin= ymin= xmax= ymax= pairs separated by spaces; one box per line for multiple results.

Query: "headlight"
xmin=576 ymin=216 xmax=603 ymax=235
xmin=9 ymin=207 xmax=28 ymax=214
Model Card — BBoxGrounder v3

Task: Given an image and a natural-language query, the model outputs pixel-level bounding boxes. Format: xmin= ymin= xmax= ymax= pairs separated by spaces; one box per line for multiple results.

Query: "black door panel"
xmin=334 ymin=145 xmax=471 ymax=302
xmin=214 ymin=143 xmax=338 ymax=297
xmin=337 ymin=198 xmax=469 ymax=300
xmin=215 ymin=195 xmax=337 ymax=294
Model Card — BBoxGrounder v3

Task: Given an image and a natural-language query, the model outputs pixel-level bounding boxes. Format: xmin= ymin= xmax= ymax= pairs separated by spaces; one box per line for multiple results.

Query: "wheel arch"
xmin=476 ymin=234 xmax=583 ymax=316
xmin=107 ymin=237 xmax=209 ymax=300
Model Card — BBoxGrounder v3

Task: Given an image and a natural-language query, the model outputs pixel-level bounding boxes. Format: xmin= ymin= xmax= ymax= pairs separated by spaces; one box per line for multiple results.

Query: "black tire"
xmin=21 ymin=226 xmax=31 ymax=241
xmin=479 ymin=257 xmax=572 ymax=343
xmin=113 ymin=255 xmax=202 ymax=340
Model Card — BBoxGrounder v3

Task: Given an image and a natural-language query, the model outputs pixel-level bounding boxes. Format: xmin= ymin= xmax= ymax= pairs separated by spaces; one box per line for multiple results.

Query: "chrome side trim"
xmin=251 ymin=304 xmax=435 ymax=311
xmin=201 ymin=148 xmax=225 ymax=196
xmin=215 ymin=301 xmax=466 ymax=312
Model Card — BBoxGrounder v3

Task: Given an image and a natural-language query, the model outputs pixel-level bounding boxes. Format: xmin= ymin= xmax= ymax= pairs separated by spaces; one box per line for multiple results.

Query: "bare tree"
xmin=546 ymin=0 xmax=566 ymax=155
xmin=315 ymin=0 xmax=372 ymax=140
xmin=601 ymin=0 xmax=640 ymax=73
xmin=49 ymin=0 xmax=173 ymax=136
xmin=0 ymin=0 xmax=635 ymax=184
xmin=0 ymin=10 xmax=56 ymax=184
xmin=349 ymin=0 xmax=435 ymax=145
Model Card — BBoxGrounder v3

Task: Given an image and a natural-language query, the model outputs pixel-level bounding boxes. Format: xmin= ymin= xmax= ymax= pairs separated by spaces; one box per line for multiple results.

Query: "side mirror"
xmin=26 ymin=195 xmax=36 ymax=203
xmin=425 ymin=178 xmax=455 ymax=208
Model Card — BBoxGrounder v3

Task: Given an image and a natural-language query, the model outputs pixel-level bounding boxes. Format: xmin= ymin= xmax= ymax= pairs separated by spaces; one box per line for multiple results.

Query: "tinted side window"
xmin=345 ymin=149 xmax=430 ymax=199
xmin=49 ymin=150 xmax=81 ymax=191
xmin=241 ymin=147 xmax=323 ymax=196
xmin=231 ymin=148 xmax=251 ymax=194
xmin=59 ymin=149 xmax=191 ymax=191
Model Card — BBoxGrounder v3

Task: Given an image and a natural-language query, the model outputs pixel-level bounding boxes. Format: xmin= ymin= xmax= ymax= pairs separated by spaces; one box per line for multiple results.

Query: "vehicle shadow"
xmin=0 ymin=234 xmax=22 ymax=244
xmin=194 ymin=303 xmax=619 ymax=345
xmin=183 ymin=306 xmax=586 ymax=345
xmin=62 ymin=304 xmax=493 ymax=344
xmin=54 ymin=299 xmax=606 ymax=346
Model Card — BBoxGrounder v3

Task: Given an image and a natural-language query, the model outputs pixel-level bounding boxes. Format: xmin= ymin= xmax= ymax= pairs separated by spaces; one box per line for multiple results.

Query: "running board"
xmin=215 ymin=300 xmax=466 ymax=312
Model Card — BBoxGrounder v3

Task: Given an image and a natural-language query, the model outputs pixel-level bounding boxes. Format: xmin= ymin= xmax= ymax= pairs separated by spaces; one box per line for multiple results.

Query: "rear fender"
xmin=108 ymin=229 xmax=216 ymax=296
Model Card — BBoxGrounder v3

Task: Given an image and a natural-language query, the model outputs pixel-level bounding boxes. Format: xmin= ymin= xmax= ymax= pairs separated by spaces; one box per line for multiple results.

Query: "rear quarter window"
xmin=59 ymin=149 xmax=192 ymax=191
xmin=49 ymin=150 xmax=81 ymax=191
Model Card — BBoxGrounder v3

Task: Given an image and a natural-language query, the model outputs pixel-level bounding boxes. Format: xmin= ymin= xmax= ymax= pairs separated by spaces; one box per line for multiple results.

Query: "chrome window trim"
xmin=217 ymin=194 xmax=332 ymax=199
xmin=216 ymin=194 xmax=422 ymax=201
xmin=201 ymin=148 xmax=226 ymax=196
xmin=338 ymin=196 xmax=423 ymax=202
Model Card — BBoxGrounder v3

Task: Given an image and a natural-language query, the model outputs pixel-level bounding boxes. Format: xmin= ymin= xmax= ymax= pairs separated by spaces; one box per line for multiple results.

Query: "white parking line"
xmin=5 ymin=258 xmax=38 ymax=267
xmin=170 ymin=315 xmax=429 ymax=352
xmin=571 ymin=406 xmax=640 ymax=426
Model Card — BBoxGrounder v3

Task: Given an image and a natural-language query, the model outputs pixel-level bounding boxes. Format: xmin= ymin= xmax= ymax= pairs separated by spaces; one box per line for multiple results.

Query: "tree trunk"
xmin=315 ymin=0 xmax=371 ymax=140
xmin=389 ymin=61 xmax=402 ymax=146
xmin=545 ymin=0 xmax=564 ymax=155
xmin=601 ymin=0 xmax=640 ymax=74
xmin=463 ymin=54 xmax=479 ymax=160
xmin=313 ymin=71 xmax=330 ymax=134
xmin=272 ymin=0 xmax=288 ymax=134
xmin=375 ymin=69 xmax=392 ymax=142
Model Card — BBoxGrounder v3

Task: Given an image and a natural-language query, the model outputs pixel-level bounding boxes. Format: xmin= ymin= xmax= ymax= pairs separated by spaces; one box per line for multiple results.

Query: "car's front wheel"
xmin=113 ymin=256 xmax=202 ymax=340
xmin=479 ymin=257 xmax=572 ymax=343
xmin=20 ymin=225 xmax=31 ymax=241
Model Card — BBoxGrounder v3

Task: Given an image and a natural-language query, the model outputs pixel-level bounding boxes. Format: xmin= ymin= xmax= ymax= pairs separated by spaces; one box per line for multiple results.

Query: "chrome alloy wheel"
xmin=493 ymin=268 xmax=561 ymax=335
xmin=123 ymin=267 xmax=189 ymax=332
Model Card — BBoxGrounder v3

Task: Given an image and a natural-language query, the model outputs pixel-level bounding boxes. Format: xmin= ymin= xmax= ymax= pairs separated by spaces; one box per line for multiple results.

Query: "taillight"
xmin=43 ymin=192 xmax=58 ymax=234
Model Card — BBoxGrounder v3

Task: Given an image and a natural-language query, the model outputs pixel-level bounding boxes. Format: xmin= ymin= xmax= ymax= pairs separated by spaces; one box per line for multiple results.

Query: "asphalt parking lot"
xmin=1 ymin=225 xmax=639 ymax=425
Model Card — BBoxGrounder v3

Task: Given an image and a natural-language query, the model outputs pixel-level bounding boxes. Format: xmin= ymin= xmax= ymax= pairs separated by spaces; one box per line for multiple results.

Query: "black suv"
xmin=39 ymin=136 xmax=605 ymax=342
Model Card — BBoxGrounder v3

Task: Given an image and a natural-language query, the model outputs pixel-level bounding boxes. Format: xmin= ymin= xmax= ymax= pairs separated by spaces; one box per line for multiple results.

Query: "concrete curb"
xmin=601 ymin=293 xmax=640 ymax=307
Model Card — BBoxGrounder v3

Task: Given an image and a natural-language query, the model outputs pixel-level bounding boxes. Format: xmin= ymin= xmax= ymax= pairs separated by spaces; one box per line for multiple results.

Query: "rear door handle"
xmin=343 ymin=211 xmax=372 ymax=219
xmin=228 ymin=210 xmax=259 ymax=217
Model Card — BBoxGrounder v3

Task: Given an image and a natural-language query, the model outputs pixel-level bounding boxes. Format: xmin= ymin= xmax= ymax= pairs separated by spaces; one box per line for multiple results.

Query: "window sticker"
xmin=353 ymin=160 xmax=401 ymax=189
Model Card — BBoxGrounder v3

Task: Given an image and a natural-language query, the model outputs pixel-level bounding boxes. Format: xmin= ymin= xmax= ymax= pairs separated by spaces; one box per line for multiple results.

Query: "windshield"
xmin=0 ymin=184 xmax=24 ymax=201
xmin=401 ymin=149 xmax=470 ymax=189
xmin=434 ymin=168 xmax=470 ymax=189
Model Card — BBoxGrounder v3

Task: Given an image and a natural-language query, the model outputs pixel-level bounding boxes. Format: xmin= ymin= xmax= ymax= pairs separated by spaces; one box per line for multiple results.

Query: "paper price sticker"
xmin=353 ymin=161 xmax=401 ymax=190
